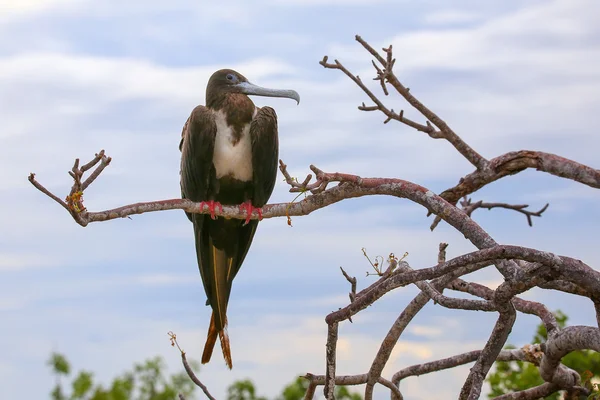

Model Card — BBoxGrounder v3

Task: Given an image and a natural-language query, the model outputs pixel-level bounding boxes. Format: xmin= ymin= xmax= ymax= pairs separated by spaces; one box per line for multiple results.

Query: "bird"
xmin=179 ymin=69 xmax=299 ymax=369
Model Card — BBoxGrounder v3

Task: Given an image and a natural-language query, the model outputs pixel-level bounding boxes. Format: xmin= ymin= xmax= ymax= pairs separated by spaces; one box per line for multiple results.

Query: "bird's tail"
xmin=202 ymin=312 xmax=233 ymax=369
xmin=219 ymin=325 xmax=232 ymax=369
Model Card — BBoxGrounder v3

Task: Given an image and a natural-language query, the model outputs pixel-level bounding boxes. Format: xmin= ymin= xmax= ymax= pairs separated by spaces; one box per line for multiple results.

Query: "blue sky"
xmin=1 ymin=0 xmax=599 ymax=399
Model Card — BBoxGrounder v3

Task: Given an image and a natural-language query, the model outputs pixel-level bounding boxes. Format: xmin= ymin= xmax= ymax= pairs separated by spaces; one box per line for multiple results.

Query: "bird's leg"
xmin=199 ymin=200 xmax=223 ymax=220
xmin=239 ymin=201 xmax=263 ymax=225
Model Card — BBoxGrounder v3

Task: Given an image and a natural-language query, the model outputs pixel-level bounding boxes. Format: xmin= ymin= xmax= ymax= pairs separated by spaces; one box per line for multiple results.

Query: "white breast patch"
xmin=212 ymin=109 xmax=254 ymax=181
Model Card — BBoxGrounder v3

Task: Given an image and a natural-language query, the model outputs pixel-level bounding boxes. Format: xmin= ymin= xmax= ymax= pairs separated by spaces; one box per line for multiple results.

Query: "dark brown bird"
xmin=179 ymin=69 xmax=299 ymax=369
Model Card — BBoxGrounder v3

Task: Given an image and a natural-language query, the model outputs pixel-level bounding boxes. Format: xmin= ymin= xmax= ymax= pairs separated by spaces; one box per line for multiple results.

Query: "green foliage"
xmin=47 ymin=353 xmax=197 ymax=400
xmin=334 ymin=385 xmax=362 ymax=400
xmin=273 ymin=376 xmax=362 ymax=400
xmin=227 ymin=379 xmax=267 ymax=400
xmin=48 ymin=354 xmax=364 ymax=400
xmin=487 ymin=311 xmax=600 ymax=399
xmin=277 ymin=377 xmax=308 ymax=400
xmin=49 ymin=352 xmax=72 ymax=375
xmin=71 ymin=371 xmax=94 ymax=399
xmin=226 ymin=376 xmax=362 ymax=400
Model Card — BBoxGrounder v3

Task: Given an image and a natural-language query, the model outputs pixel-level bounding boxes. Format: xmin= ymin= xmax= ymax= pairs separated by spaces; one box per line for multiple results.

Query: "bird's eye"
xmin=226 ymin=74 xmax=235 ymax=81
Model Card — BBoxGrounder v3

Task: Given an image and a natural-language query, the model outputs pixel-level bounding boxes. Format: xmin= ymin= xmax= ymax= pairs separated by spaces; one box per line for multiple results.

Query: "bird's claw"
xmin=239 ymin=201 xmax=263 ymax=225
xmin=200 ymin=200 xmax=223 ymax=220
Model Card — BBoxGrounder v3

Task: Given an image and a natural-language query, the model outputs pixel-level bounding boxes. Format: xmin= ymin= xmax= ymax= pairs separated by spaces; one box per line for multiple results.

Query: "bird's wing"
xmin=250 ymin=106 xmax=279 ymax=207
xmin=180 ymin=105 xmax=217 ymax=304
xmin=180 ymin=106 xmax=217 ymax=218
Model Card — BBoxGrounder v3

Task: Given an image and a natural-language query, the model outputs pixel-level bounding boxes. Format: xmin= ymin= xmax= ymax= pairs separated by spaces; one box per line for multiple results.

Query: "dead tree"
xmin=29 ymin=35 xmax=600 ymax=400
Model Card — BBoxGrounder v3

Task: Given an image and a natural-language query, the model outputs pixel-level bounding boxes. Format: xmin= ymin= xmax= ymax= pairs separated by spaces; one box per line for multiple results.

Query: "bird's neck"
xmin=213 ymin=93 xmax=256 ymax=141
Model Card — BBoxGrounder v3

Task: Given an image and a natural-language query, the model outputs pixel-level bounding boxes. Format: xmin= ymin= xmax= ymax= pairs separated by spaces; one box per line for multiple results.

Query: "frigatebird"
xmin=179 ymin=69 xmax=299 ymax=369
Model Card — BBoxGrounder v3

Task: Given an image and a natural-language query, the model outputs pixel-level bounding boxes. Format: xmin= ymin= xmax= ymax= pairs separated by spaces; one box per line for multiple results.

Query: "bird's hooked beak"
xmin=236 ymin=81 xmax=300 ymax=104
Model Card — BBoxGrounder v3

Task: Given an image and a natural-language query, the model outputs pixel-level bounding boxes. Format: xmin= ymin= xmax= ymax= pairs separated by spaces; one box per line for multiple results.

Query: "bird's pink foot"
xmin=239 ymin=201 xmax=263 ymax=225
xmin=200 ymin=200 xmax=223 ymax=220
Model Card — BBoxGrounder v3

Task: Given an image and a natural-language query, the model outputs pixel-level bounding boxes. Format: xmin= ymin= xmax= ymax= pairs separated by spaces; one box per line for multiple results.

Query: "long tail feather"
xmin=219 ymin=320 xmax=232 ymax=369
xmin=202 ymin=312 xmax=218 ymax=364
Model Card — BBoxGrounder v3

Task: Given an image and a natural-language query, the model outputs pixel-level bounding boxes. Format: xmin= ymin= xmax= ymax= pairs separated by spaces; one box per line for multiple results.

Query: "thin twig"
xmin=351 ymin=35 xmax=487 ymax=169
xmin=168 ymin=332 xmax=216 ymax=400
xmin=460 ymin=197 xmax=549 ymax=227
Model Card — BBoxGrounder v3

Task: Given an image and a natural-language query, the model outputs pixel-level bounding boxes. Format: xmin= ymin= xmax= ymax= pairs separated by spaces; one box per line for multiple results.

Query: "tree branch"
xmin=460 ymin=197 xmax=549 ymax=227
xmin=324 ymin=321 xmax=338 ymax=400
xmin=431 ymin=151 xmax=600 ymax=229
xmin=168 ymin=332 xmax=215 ymax=400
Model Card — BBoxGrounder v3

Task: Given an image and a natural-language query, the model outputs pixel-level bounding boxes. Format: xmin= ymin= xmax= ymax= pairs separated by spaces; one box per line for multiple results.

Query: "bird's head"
xmin=206 ymin=69 xmax=300 ymax=108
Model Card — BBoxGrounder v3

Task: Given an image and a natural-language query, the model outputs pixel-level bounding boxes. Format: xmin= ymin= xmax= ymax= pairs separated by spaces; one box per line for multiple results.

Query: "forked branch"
xmin=460 ymin=197 xmax=549 ymax=227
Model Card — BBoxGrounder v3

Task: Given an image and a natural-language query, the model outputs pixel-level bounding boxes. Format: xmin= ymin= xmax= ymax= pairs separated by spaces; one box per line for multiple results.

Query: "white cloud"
xmin=0 ymin=298 xmax=25 ymax=311
xmin=270 ymin=0 xmax=393 ymax=5
xmin=408 ymin=324 xmax=444 ymax=338
xmin=332 ymin=1 xmax=600 ymax=74
xmin=0 ymin=0 xmax=79 ymax=15
xmin=0 ymin=53 xmax=296 ymax=114
xmin=0 ymin=253 xmax=62 ymax=271
xmin=423 ymin=10 xmax=481 ymax=25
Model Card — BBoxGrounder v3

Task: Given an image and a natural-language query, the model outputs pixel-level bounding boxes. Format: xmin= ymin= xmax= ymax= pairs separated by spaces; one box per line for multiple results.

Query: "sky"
xmin=1 ymin=0 xmax=599 ymax=399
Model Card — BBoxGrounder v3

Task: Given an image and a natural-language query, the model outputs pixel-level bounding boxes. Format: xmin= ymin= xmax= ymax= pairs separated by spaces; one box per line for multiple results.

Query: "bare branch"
xmin=362 ymin=260 xmax=495 ymax=400
xmin=594 ymin=298 xmax=600 ymax=328
xmin=431 ymin=150 xmax=600 ymax=229
xmin=340 ymin=267 xmax=357 ymax=309
xmin=460 ymin=197 xmax=549 ymax=227
xmin=168 ymin=332 xmax=216 ymax=400
xmin=449 ymin=279 xmax=559 ymax=335
xmin=352 ymin=35 xmax=488 ymax=169
xmin=437 ymin=242 xmax=448 ymax=264
xmin=492 ymin=383 xmax=559 ymax=400
xmin=324 ymin=322 xmax=339 ymax=400
xmin=28 ymin=173 xmax=70 ymax=212
xmin=303 ymin=373 xmax=401 ymax=400
xmin=303 ymin=379 xmax=317 ymax=400
xmin=540 ymin=325 xmax=600 ymax=387
xmin=319 ymin=55 xmax=436 ymax=134
xmin=321 ymin=36 xmax=599 ymax=233
xmin=460 ymin=306 xmax=517 ymax=400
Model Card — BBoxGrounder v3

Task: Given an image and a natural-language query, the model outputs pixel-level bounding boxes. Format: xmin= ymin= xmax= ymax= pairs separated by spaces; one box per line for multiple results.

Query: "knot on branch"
xmin=66 ymin=191 xmax=86 ymax=213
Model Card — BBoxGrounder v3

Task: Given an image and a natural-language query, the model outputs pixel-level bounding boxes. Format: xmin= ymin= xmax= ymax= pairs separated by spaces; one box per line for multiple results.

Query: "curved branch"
xmin=362 ymin=262 xmax=490 ymax=400
xmin=459 ymin=306 xmax=516 ymax=400
xmin=439 ymin=151 xmax=600 ymax=208
xmin=540 ymin=325 xmax=600 ymax=387
xmin=492 ymin=382 xmax=559 ymax=400
xmin=449 ymin=279 xmax=559 ymax=336
xmin=303 ymin=373 xmax=401 ymax=400
xmin=392 ymin=349 xmax=524 ymax=384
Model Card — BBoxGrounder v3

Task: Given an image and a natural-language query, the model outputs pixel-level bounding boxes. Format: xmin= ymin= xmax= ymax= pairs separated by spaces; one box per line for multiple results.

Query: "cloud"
xmin=0 ymin=0 xmax=80 ymax=15
xmin=271 ymin=0 xmax=391 ymax=4
xmin=332 ymin=1 xmax=600 ymax=73
xmin=423 ymin=10 xmax=481 ymax=25
xmin=0 ymin=253 xmax=62 ymax=271
xmin=0 ymin=52 xmax=296 ymax=112
xmin=408 ymin=324 xmax=444 ymax=339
